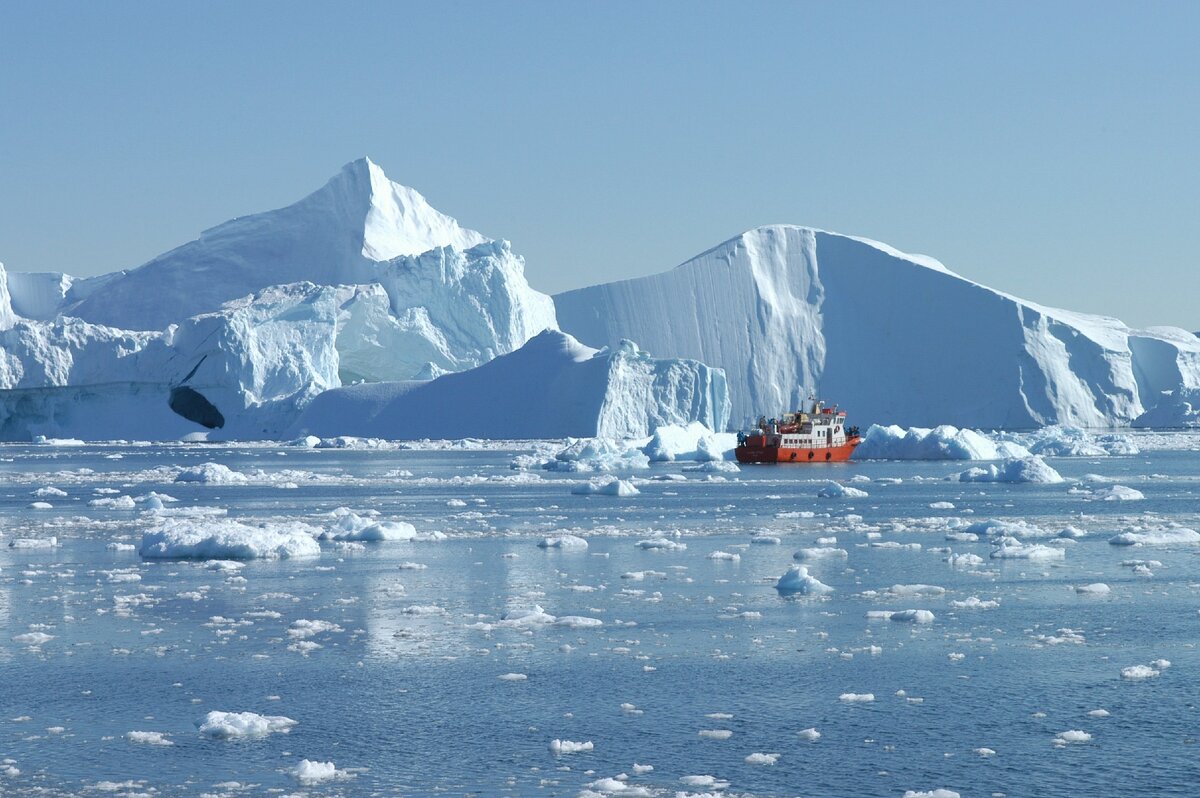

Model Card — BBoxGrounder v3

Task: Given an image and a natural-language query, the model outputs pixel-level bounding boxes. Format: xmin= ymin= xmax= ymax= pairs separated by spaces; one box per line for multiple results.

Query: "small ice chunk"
xmin=538 ymin=535 xmax=588 ymax=550
xmin=775 ymin=565 xmax=833 ymax=595
xmin=199 ymin=711 xmax=297 ymax=739
xmin=125 ymin=731 xmax=172 ymax=746
xmin=549 ymin=739 xmax=593 ymax=754
xmin=744 ymin=752 xmax=779 ymax=765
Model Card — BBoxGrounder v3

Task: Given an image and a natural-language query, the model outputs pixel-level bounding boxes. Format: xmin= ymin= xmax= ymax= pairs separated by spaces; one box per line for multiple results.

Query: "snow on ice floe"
xmin=549 ymin=739 xmax=593 ymax=754
xmin=797 ymin=727 xmax=821 ymax=741
xmin=1108 ymin=527 xmax=1200 ymax=546
xmin=572 ymin=477 xmax=640 ymax=497
xmin=775 ymin=565 xmax=833 ymax=595
xmin=956 ymin=456 xmax=1064 ymax=484
xmin=139 ymin=519 xmax=321 ymax=560
xmin=538 ymin=534 xmax=589 ymax=550
xmin=854 ymin=424 xmax=1030 ymax=461
xmin=198 ymin=711 xmax=297 ymax=739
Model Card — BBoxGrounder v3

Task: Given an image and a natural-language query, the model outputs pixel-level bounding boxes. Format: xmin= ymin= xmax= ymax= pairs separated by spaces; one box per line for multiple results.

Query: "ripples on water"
xmin=1 ymin=439 xmax=1199 ymax=796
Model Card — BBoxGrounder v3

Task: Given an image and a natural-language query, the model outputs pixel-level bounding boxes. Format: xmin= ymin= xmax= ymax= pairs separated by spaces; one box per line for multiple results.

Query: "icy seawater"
xmin=3 ymin=436 xmax=1200 ymax=797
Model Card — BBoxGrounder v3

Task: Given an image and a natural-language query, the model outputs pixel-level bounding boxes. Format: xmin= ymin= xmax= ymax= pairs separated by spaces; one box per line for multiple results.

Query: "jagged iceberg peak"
xmin=59 ymin=158 xmax=494 ymax=331
xmin=332 ymin=156 xmax=489 ymax=261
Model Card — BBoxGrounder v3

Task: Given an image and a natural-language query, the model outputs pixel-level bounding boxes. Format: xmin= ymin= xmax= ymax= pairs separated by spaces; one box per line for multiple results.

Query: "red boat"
xmin=735 ymin=399 xmax=861 ymax=464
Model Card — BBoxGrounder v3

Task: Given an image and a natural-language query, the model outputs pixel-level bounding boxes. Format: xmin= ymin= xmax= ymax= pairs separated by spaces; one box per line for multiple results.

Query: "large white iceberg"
xmin=0 ymin=159 xmax=559 ymax=440
xmin=555 ymin=225 xmax=1200 ymax=428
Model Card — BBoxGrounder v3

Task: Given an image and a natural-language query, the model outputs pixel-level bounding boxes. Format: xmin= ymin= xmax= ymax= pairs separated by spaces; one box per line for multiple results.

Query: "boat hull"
xmin=735 ymin=438 xmax=861 ymax=464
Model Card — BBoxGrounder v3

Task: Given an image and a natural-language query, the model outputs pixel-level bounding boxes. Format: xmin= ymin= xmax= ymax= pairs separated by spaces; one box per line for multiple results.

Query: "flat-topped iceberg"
xmin=140 ymin=519 xmax=321 ymax=560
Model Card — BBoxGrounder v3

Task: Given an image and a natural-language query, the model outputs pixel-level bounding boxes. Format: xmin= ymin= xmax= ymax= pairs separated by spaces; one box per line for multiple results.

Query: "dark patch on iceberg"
xmin=168 ymin=356 xmax=225 ymax=429
xmin=169 ymin=386 xmax=225 ymax=429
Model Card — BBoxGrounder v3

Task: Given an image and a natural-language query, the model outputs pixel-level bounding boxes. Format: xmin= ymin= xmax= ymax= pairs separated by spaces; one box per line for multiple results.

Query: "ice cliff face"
xmin=555 ymin=225 xmax=1200 ymax=429
xmin=290 ymin=330 xmax=729 ymax=440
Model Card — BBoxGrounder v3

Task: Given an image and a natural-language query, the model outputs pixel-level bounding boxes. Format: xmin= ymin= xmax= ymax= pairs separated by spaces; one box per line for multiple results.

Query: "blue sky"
xmin=1 ymin=1 xmax=1196 ymax=328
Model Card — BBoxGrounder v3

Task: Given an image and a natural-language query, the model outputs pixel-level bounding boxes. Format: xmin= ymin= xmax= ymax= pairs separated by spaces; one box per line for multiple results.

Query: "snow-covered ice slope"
xmin=290 ymin=330 xmax=729 ymax=439
xmin=555 ymin=226 xmax=1200 ymax=428
xmin=24 ymin=158 xmax=543 ymax=332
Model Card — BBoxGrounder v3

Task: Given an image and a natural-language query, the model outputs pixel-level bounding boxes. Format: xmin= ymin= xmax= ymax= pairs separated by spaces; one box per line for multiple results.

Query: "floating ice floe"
xmin=990 ymin=538 xmax=1065 ymax=560
xmin=794 ymin=546 xmax=848 ymax=560
xmin=320 ymin=508 xmax=417 ymax=541
xmin=1120 ymin=664 xmax=1160 ymax=680
xmin=1091 ymin=485 xmax=1145 ymax=501
xmin=706 ymin=550 xmax=740 ymax=561
xmin=1053 ymin=730 xmax=1092 ymax=745
xmin=956 ymin=456 xmax=1064 ymax=484
xmin=292 ymin=759 xmax=347 ymax=784
xmin=817 ymin=481 xmax=868 ymax=499
xmin=643 ymin=422 xmax=735 ymax=462
xmin=125 ymin=731 xmax=172 ymax=746
xmin=538 ymin=534 xmax=589 ymax=550
xmin=946 ymin=553 xmax=985 ymax=568
xmin=140 ymin=519 xmax=321 ymax=560
xmin=12 ymin=632 xmax=54 ymax=646
xmin=1009 ymin=425 xmax=1139 ymax=457
xmin=1109 ymin=527 xmax=1200 ymax=546
xmin=866 ymin=609 xmax=935 ymax=624
xmin=775 ymin=565 xmax=833 ymax=595
xmin=7 ymin=537 xmax=59 ymax=549
xmin=839 ymin=693 xmax=874 ymax=703
xmin=1075 ymin=583 xmax=1111 ymax=595
xmin=174 ymin=463 xmax=249 ymax=484
xmin=199 ymin=711 xmax=297 ymax=739
xmin=903 ymin=790 xmax=960 ymax=798
xmin=854 ymin=424 xmax=1029 ymax=461
xmin=698 ymin=729 xmax=732 ymax=740
xmin=637 ymin=537 xmax=686 ymax=551
xmin=797 ymin=727 xmax=821 ymax=741
xmin=572 ymin=477 xmax=640 ymax=497
xmin=744 ymin=752 xmax=779 ymax=765
xmin=549 ymin=739 xmax=593 ymax=754
xmin=546 ymin=438 xmax=650 ymax=473
xmin=950 ymin=596 xmax=999 ymax=609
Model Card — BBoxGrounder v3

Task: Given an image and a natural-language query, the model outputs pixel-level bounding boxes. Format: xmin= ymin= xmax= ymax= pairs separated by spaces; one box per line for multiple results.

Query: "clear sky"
xmin=1 ymin=1 xmax=1196 ymax=329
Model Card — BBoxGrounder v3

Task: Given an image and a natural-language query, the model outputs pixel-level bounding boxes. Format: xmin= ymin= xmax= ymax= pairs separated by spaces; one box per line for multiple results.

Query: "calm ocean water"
xmin=2 ymin=440 xmax=1199 ymax=797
